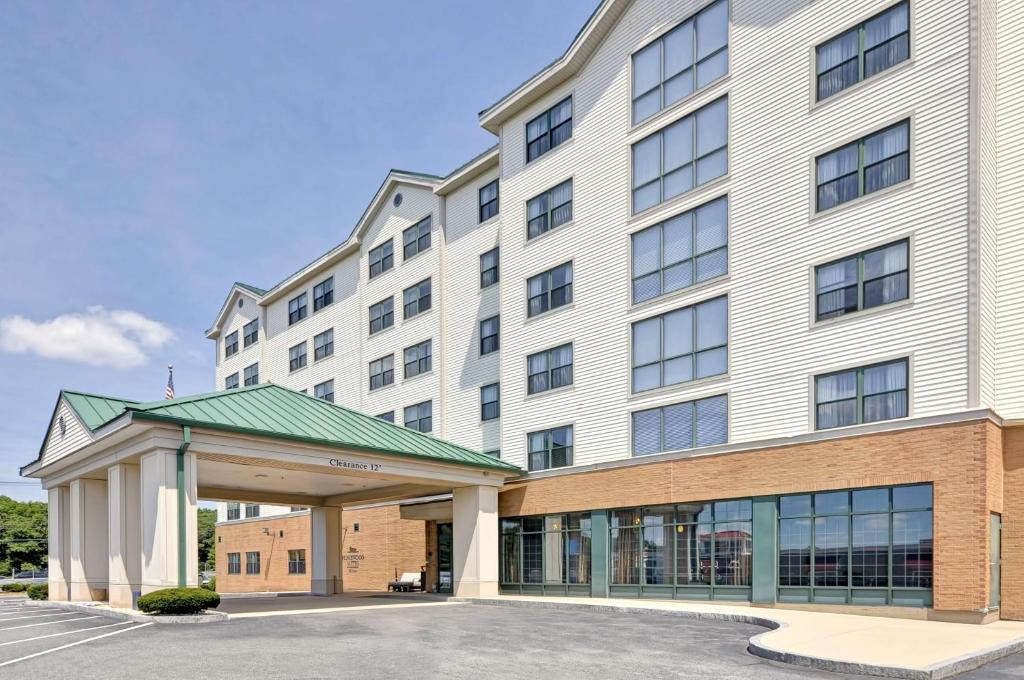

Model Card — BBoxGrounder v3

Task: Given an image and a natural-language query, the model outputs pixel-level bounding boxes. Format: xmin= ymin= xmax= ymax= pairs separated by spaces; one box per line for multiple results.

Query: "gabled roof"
xmin=205 ymin=283 xmax=266 ymax=339
xmin=39 ymin=383 xmax=521 ymax=474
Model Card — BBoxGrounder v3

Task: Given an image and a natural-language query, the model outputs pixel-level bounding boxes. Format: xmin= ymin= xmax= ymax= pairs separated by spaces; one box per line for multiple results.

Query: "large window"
xmin=403 ymin=279 xmax=432 ymax=319
xmin=227 ymin=502 xmax=240 ymax=521
xmin=481 ymin=383 xmax=500 ymax=421
xmin=314 ymin=328 xmax=334 ymax=361
xmin=778 ymin=484 xmax=932 ymax=605
xmin=815 ymin=358 xmax=907 ymax=430
xmin=527 ymin=344 xmax=573 ymax=395
xmin=527 ymin=180 xmax=573 ymax=240
xmin=288 ymin=292 xmax=307 ymax=325
xmin=314 ymin=379 xmax=334 ymax=403
xmin=632 ymin=296 xmax=727 ymax=392
xmin=816 ymin=120 xmax=909 ymax=212
xmin=227 ymin=552 xmax=241 ymax=574
xmin=527 ymin=425 xmax=573 ymax=471
xmin=480 ymin=316 xmax=499 ymax=355
xmin=817 ymin=2 xmax=909 ymax=101
xmin=224 ymin=373 xmax=239 ymax=390
xmin=403 ymin=216 xmax=431 ymax=260
xmin=526 ymin=97 xmax=572 ymax=162
xmin=313 ymin=277 xmax=333 ymax=312
xmin=632 ymin=96 xmax=728 ymax=214
xmin=243 ymin=363 xmax=259 ymax=386
xmin=288 ymin=549 xmax=306 ymax=575
xmin=403 ymin=340 xmax=432 ymax=379
xmin=631 ymin=196 xmax=727 ymax=304
xmin=816 ymin=240 xmax=908 ymax=320
xmin=224 ymin=331 xmax=238 ymax=358
xmin=500 ymin=514 xmax=591 ymax=592
xmin=246 ymin=551 xmax=260 ymax=575
xmin=288 ymin=342 xmax=307 ymax=372
xmin=527 ymin=262 xmax=573 ymax=317
xmin=242 ymin=319 xmax=259 ymax=348
xmin=369 ymin=297 xmax=394 ymax=334
xmin=404 ymin=401 xmax=432 ymax=433
xmin=480 ymin=248 xmax=499 ymax=288
xmin=369 ymin=354 xmax=394 ymax=391
xmin=610 ymin=500 xmax=752 ymax=595
xmin=632 ymin=394 xmax=727 ymax=456
xmin=369 ymin=239 xmax=394 ymax=279
xmin=479 ymin=180 xmax=499 ymax=222
xmin=631 ymin=0 xmax=728 ymax=123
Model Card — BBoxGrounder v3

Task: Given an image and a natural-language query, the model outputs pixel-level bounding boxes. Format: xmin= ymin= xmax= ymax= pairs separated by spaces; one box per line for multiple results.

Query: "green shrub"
xmin=137 ymin=587 xmax=220 ymax=615
xmin=1 ymin=582 xmax=27 ymax=592
xmin=26 ymin=584 xmax=47 ymax=600
xmin=201 ymin=576 xmax=216 ymax=592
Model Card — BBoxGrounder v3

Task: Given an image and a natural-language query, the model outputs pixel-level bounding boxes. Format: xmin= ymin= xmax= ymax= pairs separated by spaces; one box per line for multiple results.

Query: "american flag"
xmin=165 ymin=365 xmax=175 ymax=400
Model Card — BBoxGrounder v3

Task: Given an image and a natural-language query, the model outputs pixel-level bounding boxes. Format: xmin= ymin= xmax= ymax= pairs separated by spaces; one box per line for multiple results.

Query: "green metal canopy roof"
xmin=55 ymin=384 xmax=521 ymax=474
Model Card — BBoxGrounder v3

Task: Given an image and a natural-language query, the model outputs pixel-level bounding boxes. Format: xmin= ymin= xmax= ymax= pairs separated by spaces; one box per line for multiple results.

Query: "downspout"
xmin=176 ymin=425 xmax=191 ymax=588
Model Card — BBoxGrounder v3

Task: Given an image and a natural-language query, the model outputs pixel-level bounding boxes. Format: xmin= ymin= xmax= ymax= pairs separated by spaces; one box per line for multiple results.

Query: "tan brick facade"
xmin=340 ymin=505 xmax=427 ymax=591
xmin=1002 ymin=427 xmax=1024 ymax=619
xmin=215 ymin=513 xmax=312 ymax=593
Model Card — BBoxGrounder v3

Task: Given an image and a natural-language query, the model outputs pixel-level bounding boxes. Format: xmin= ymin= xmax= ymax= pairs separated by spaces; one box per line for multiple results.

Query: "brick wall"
xmin=1002 ymin=426 xmax=1024 ymax=619
xmin=215 ymin=513 xmax=311 ymax=593
xmin=341 ymin=505 xmax=427 ymax=590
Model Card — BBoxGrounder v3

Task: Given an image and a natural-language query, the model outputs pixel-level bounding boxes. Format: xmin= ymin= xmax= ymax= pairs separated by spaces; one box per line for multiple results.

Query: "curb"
xmin=24 ymin=599 xmax=228 ymax=624
xmin=454 ymin=597 xmax=1024 ymax=679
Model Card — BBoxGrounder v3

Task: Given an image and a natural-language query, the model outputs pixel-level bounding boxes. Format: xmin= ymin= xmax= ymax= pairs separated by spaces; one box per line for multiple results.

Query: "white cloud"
xmin=0 ymin=306 xmax=176 ymax=369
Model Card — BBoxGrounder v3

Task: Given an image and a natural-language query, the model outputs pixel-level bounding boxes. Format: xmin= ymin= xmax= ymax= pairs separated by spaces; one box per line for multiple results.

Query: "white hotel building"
xmin=173 ymin=0 xmax=1024 ymax=620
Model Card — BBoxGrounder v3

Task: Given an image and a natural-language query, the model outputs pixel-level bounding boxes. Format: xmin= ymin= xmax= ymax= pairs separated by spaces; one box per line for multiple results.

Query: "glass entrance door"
xmin=437 ymin=522 xmax=453 ymax=593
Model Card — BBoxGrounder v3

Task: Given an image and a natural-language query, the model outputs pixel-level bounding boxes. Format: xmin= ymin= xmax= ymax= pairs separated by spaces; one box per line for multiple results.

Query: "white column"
xmin=139 ymin=449 xmax=198 ymax=594
xmin=310 ymin=507 xmax=342 ymax=595
xmin=47 ymin=486 xmax=71 ymax=601
xmin=108 ymin=463 xmax=141 ymax=608
xmin=452 ymin=485 xmax=499 ymax=598
xmin=69 ymin=478 xmax=108 ymax=602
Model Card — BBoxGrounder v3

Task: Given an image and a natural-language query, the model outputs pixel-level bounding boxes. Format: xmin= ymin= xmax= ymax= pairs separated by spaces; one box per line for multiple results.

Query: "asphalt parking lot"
xmin=2 ymin=597 xmax=1024 ymax=679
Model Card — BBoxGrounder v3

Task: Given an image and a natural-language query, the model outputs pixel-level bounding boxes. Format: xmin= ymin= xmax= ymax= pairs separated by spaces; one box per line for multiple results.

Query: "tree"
xmin=0 ymin=496 xmax=48 ymax=575
xmin=197 ymin=508 xmax=217 ymax=571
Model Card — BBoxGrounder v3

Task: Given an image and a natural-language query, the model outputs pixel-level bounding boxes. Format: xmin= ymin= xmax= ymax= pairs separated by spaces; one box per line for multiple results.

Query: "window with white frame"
xmin=243 ymin=363 xmax=259 ymax=386
xmin=816 ymin=120 xmax=909 ymax=212
xmin=527 ymin=180 xmax=572 ymax=239
xmin=369 ymin=297 xmax=394 ymax=334
xmin=816 ymin=2 xmax=909 ymax=101
xmin=481 ymin=383 xmax=500 ymax=421
xmin=369 ymin=239 xmax=394 ymax=279
xmin=404 ymin=401 xmax=432 ymax=433
xmin=403 ymin=340 xmax=432 ymax=379
xmin=242 ymin=319 xmax=259 ymax=347
xmin=227 ymin=502 xmax=240 ymax=521
xmin=245 ymin=503 xmax=260 ymax=519
xmin=246 ymin=551 xmax=260 ymax=575
xmin=288 ymin=549 xmax=306 ymax=575
xmin=403 ymin=216 xmax=431 ymax=260
xmin=480 ymin=316 xmax=499 ymax=355
xmin=816 ymin=240 xmax=909 ymax=320
xmin=632 ymin=296 xmax=727 ymax=392
xmin=526 ymin=97 xmax=572 ymax=162
xmin=314 ymin=379 xmax=334 ymax=403
xmin=527 ymin=344 xmax=573 ymax=395
xmin=815 ymin=358 xmax=908 ymax=430
xmin=224 ymin=331 xmax=238 ymax=358
xmin=480 ymin=248 xmax=499 ymax=288
xmin=632 ymin=394 xmax=727 ymax=456
xmin=369 ymin=354 xmax=394 ymax=390
xmin=403 ymin=278 xmax=432 ymax=319
xmin=527 ymin=262 xmax=573 ymax=317
xmin=313 ymin=277 xmax=333 ymax=312
xmin=314 ymin=328 xmax=334 ymax=360
xmin=527 ymin=425 xmax=573 ymax=471
xmin=288 ymin=293 xmax=307 ymax=325
xmin=479 ymin=180 xmax=499 ymax=222
xmin=288 ymin=342 xmax=307 ymax=372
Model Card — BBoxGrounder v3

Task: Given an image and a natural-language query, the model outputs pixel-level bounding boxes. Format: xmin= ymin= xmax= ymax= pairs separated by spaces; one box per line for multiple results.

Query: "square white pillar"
xmin=47 ymin=486 xmax=71 ymax=601
xmin=108 ymin=463 xmax=141 ymax=608
xmin=310 ymin=507 xmax=342 ymax=595
xmin=139 ymin=449 xmax=198 ymax=594
xmin=452 ymin=485 xmax=499 ymax=598
xmin=69 ymin=478 xmax=108 ymax=602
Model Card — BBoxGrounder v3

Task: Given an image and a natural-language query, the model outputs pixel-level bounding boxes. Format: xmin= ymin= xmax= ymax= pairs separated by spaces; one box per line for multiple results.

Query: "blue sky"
xmin=0 ymin=0 xmax=598 ymax=502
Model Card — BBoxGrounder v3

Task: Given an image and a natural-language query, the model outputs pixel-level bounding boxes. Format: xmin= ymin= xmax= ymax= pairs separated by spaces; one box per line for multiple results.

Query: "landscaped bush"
xmin=1 ymin=582 xmax=27 ymax=592
xmin=137 ymin=587 xmax=220 ymax=615
xmin=201 ymin=576 xmax=216 ymax=592
xmin=26 ymin=584 xmax=47 ymax=600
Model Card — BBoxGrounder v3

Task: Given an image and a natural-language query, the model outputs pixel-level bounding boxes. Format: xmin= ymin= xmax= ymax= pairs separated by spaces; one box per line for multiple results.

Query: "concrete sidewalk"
xmin=458 ymin=596 xmax=1024 ymax=679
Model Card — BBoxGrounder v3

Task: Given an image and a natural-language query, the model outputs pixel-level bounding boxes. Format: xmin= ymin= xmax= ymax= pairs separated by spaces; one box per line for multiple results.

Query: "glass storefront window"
xmin=500 ymin=512 xmax=592 ymax=590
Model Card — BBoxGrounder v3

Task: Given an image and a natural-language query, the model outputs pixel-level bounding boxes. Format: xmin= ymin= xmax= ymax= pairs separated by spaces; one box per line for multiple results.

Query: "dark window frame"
xmin=226 ymin=502 xmax=240 ymax=521
xmin=288 ymin=342 xmax=307 ymax=372
xmin=403 ymin=216 xmax=432 ymax=260
xmin=242 ymin=319 xmax=259 ymax=347
xmin=632 ymin=394 xmax=728 ymax=456
xmin=815 ymin=239 xmax=909 ymax=321
xmin=227 ymin=552 xmax=241 ymax=574
xmin=369 ymin=297 xmax=394 ymax=335
xmin=527 ymin=425 xmax=573 ymax=472
xmin=376 ymin=411 xmax=394 ymax=423
xmin=527 ymin=261 xmax=573 ymax=317
xmin=224 ymin=331 xmax=238 ymax=358
xmin=369 ymin=239 xmax=394 ymax=279
xmin=245 ymin=551 xmax=260 ymax=575
xmin=288 ymin=292 xmax=308 ymax=325
xmin=815 ymin=120 xmax=910 ymax=212
xmin=403 ymin=278 xmax=432 ymax=319
xmin=481 ymin=383 xmax=500 ymax=421
xmin=403 ymin=400 xmax=432 ymax=433
xmin=527 ymin=179 xmax=573 ymax=240
xmin=243 ymin=363 xmax=259 ymax=386
xmin=527 ymin=343 xmax=574 ymax=395
xmin=631 ymin=296 xmax=728 ymax=393
xmin=368 ymin=354 xmax=394 ymax=391
xmin=480 ymin=248 xmax=500 ymax=288
xmin=479 ymin=179 xmax=499 ymax=222
xmin=288 ymin=549 xmax=307 ymax=575
xmin=313 ymin=277 xmax=334 ymax=312
xmin=815 ymin=1 xmax=910 ymax=101
xmin=526 ymin=96 xmax=573 ymax=162
xmin=314 ymin=379 xmax=334 ymax=403
xmin=224 ymin=373 xmax=239 ymax=390
xmin=314 ymin=328 xmax=334 ymax=361
xmin=480 ymin=316 xmax=500 ymax=355
xmin=403 ymin=340 xmax=433 ymax=379
xmin=815 ymin=358 xmax=909 ymax=430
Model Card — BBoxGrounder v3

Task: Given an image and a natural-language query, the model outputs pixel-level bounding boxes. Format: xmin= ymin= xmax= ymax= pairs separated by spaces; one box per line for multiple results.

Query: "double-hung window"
xmin=288 ymin=293 xmax=307 ymax=325
xmin=369 ymin=297 xmax=394 ymax=334
xmin=527 ymin=344 xmax=573 ymax=395
xmin=527 ymin=180 xmax=572 ymax=239
xmin=313 ymin=277 xmax=333 ymax=311
xmin=526 ymin=97 xmax=572 ymax=162
xmin=815 ymin=358 xmax=908 ymax=430
xmin=224 ymin=331 xmax=238 ymax=358
xmin=314 ymin=328 xmax=334 ymax=360
xmin=632 ymin=394 xmax=727 ymax=456
xmin=527 ymin=426 xmax=573 ymax=471
xmin=403 ymin=279 xmax=432 ymax=319
xmin=527 ymin=262 xmax=573 ymax=317
xmin=403 ymin=340 xmax=432 ymax=379
xmin=816 ymin=120 xmax=909 ymax=212
xmin=481 ymin=383 xmax=500 ymax=421
xmin=246 ymin=551 xmax=260 ymax=575
xmin=227 ymin=553 xmax=241 ymax=574
xmin=404 ymin=401 xmax=432 ymax=433
xmin=816 ymin=240 xmax=909 ymax=320
xmin=288 ymin=342 xmax=307 ymax=372
xmin=631 ymin=0 xmax=728 ymax=123
xmin=224 ymin=373 xmax=239 ymax=390
xmin=816 ymin=2 xmax=909 ymax=101
xmin=369 ymin=240 xmax=394 ymax=279
xmin=480 ymin=248 xmax=499 ymax=288
xmin=369 ymin=355 xmax=394 ymax=390
xmin=243 ymin=363 xmax=259 ymax=386
xmin=245 ymin=503 xmax=260 ymax=519
xmin=403 ymin=216 xmax=431 ymax=260
xmin=376 ymin=411 xmax=395 ymax=423
xmin=288 ymin=549 xmax=306 ymax=575
xmin=632 ymin=96 xmax=728 ymax=214
xmin=227 ymin=502 xmax=240 ymax=521
xmin=631 ymin=196 xmax=727 ymax=303
xmin=479 ymin=180 xmax=499 ymax=222
xmin=480 ymin=316 xmax=500 ymax=355
xmin=314 ymin=379 xmax=334 ymax=402
xmin=632 ymin=296 xmax=727 ymax=392
xmin=242 ymin=319 xmax=258 ymax=347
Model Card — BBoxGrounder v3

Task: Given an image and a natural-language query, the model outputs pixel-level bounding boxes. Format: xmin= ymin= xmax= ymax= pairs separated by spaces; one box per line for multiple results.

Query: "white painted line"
xmin=0 ymin=621 xmax=132 ymax=647
xmin=0 ymin=622 xmax=153 ymax=668
xmin=0 ymin=612 xmax=85 ymax=623
xmin=0 ymin=616 xmax=100 ymax=632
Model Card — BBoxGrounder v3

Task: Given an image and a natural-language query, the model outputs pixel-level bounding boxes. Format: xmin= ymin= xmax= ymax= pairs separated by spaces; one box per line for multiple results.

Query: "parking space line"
xmin=0 ymin=622 xmax=153 ymax=669
xmin=0 ymin=612 xmax=84 ymax=623
xmin=0 ymin=615 xmax=100 ymax=632
xmin=0 ymin=621 xmax=132 ymax=647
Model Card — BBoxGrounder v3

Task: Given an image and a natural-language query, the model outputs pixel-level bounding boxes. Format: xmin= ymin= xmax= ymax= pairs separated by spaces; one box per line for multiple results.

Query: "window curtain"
xmin=817 ymin=144 xmax=858 ymax=184
xmin=864 ymin=3 xmax=908 ymax=49
xmin=864 ymin=124 xmax=908 ymax=165
xmin=817 ymin=30 xmax=858 ymax=75
xmin=817 ymin=371 xmax=857 ymax=403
